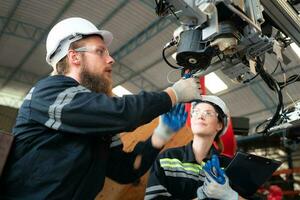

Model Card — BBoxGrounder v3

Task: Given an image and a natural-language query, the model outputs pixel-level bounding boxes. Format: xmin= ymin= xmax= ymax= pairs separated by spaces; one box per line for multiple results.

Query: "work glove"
xmin=197 ymin=155 xmax=238 ymax=200
xmin=171 ymin=77 xmax=201 ymax=103
xmin=153 ymin=103 xmax=187 ymax=140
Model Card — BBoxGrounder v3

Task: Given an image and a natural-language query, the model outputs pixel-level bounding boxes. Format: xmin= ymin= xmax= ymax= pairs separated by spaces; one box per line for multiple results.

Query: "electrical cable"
xmin=242 ymin=55 xmax=265 ymax=84
xmin=242 ymin=72 xmax=260 ymax=84
xmin=269 ymin=60 xmax=300 ymax=89
xmin=162 ymin=40 xmax=181 ymax=69
xmin=255 ymin=57 xmax=284 ymax=135
xmin=166 ymin=68 xmax=183 ymax=84
xmin=271 ymin=61 xmax=282 ymax=75
xmin=277 ymin=74 xmax=300 ymax=89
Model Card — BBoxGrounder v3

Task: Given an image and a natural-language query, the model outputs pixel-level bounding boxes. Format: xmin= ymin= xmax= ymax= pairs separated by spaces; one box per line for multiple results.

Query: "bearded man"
xmin=0 ymin=17 xmax=201 ymax=200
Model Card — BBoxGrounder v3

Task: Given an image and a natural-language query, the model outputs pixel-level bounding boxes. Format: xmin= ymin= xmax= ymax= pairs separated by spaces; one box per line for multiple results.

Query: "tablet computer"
xmin=225 ymin=151 xmax=282 ymax=198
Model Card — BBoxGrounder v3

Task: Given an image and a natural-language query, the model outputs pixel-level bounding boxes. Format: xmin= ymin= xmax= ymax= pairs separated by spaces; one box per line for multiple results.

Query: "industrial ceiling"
xmin=0 ymin=0 xmax=299 ymax=133
xmin=1 ymin=0 xmax=300 ymax=196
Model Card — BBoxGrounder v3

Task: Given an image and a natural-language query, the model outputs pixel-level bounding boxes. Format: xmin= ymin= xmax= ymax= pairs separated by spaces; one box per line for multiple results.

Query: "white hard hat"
xmin=191 ymin=95 xmax=230 ymax=136
xmin=46 ymin=17 xmax=113 ymax=69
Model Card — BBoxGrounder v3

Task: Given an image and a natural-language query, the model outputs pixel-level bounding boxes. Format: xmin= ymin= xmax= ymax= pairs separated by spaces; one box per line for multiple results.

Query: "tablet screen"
xmin=225 ymin=152 xmax=282 ymax=197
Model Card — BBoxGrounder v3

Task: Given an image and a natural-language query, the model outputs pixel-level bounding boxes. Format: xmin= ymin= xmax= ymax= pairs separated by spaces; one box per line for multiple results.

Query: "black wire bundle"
xmin=162 ymin=40 xmax=181 ymax=69
xmin=278 ymin=74 xmax=300 ymax=89
xmin=254 ymin=60 xmax=300 ymax=134
xmin=255 ymin=57 xmax=284 ymax=135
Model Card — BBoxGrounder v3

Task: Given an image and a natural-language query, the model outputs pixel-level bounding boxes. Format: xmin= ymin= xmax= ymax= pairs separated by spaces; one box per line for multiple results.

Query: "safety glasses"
xmin=74 ymin=46 xmax=110 ymax=58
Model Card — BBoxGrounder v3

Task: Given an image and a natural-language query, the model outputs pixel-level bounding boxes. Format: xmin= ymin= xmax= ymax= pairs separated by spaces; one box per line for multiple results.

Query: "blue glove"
xmin=197 ymin=155 xmax=238 ymax=200
xmin=153 ymin=103 xmax=187 ymax=140
xmin=203 ymin=154 xmax=226 ymax=184
xmin=162 ymin=103 xmax=187 ymax=132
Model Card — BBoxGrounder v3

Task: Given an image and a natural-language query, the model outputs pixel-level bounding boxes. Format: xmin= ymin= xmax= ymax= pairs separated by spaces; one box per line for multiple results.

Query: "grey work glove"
xmin=171 ymin=77 xmax=201 ymax=103
xmin=153 ymin=103 xmax=187 ymax=140
xmin=197 ymin=171 xmax=238 ymax=200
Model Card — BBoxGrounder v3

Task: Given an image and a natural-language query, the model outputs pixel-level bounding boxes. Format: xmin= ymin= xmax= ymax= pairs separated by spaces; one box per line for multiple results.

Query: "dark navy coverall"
xmin=0 ymin=75 xmax=172 ymax=200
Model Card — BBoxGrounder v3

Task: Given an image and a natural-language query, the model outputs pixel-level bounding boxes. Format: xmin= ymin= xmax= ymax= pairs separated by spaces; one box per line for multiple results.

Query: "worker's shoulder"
xmin=35 ymin=75 xmax=79 ymax=88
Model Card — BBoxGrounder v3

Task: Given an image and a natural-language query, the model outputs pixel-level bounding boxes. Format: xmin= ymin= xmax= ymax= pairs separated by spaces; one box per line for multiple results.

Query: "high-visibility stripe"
xmin=144 ymin=185 xmax=171 ymax=200
xmin=145 ymin=185 xmax=168 ymax=193
xmin=160 ymin=158 xmax=205 ymax=168
xmin=111 ymin=134 xmax=120 ymax=141
xmin=110 ymin=139 xmax=122 ymax=148
xmin=45 ymin=85 xmax=90 ymax=130
xmin=160 ymin=158 xmax=205 ymax=174
xmin=144 ymin=192 xmax=171 ymax=200
xmin=161 ymin=165 xmax=201 ymax=176
xmin=164 ymin=171 xmax=205 ymax=181
xmin=24 ymin=87 xmax=35 ymax=100
xmin=161 ymin=163 xmax=200 ymax=173
xmin=110 ymin=134 xmax=122 ymax=148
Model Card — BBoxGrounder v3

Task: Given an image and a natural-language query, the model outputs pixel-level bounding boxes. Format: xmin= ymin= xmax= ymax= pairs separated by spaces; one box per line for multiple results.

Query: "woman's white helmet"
xmin=46 ymin=17 xmax=113 ymax=70
xmin=191 ymin=95 xmax=230 ymax=136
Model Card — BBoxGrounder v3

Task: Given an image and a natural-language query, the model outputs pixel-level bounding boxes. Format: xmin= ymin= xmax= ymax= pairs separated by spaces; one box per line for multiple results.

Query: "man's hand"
xmin=166 ymin=77 xmax=201 ymax=105
xmin=152 ymin=104 xmax=187 ymax=148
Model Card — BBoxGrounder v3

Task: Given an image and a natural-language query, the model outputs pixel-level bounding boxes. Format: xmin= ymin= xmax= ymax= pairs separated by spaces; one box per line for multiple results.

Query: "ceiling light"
xmin=290 ymin=42 xmax=300 ymax=58
xmin=112 ymin=85 xmax=132 ymax=97
xmin=205 ymin=72 xmax=228 ymax=94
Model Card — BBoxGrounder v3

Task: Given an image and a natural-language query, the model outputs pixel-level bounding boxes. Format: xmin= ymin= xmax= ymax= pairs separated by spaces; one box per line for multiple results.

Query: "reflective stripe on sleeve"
xmin=45 ymin=85 xmax=90 ymax=129
xmin=160 ymin=158 xmax=206 ymax=180
xmin=24 ymin=87 xmax=35 ymax=100
xmin=144 ymin=185 xmax=171 ymax=200
xmin=110 ymin=134 xmax=122 ymax=148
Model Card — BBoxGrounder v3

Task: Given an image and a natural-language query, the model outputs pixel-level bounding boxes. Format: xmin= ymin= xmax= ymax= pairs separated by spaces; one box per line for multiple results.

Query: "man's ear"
xmin=68 ymin=50 xmax=80 ymax=65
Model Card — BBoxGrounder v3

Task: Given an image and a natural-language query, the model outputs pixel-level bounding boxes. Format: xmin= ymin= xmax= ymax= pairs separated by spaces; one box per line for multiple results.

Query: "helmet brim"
xmin=91 ymin=30 xmax=113 ymax=46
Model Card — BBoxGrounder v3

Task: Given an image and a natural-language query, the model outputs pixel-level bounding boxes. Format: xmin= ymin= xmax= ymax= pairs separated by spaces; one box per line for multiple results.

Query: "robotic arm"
xmin=154 ymin=0 xmax=300 ymax=80
xmin=154 ymin=0 xmax=300 ymax=133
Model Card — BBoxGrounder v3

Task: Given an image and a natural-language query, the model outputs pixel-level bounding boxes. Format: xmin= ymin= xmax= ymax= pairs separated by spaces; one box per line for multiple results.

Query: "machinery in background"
xmin=154 ymin=0 xmax=299 ymax=76
xmin=230 ymin=116 xmax=249 ymax=136
xmin=153 ymin=2 xmax=300 ymax=195
xmin=236 ymin=101 xmax=300 ymax=198
xmin=154 ymin=0 xmax=300 ymax=134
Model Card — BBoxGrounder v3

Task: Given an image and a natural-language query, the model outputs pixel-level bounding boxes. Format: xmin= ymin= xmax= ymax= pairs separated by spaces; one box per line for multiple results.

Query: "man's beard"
xmin=80 ymin=65 xmax=113 ymax=96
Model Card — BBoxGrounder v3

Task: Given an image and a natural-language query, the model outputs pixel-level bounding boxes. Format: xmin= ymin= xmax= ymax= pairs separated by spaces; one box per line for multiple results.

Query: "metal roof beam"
xmin=95 ymin=0 xmax=160 ymax=91
xmin=110 ymin=0 xmax=183 ymax=91
xmin=113 ymin=62 xmax=158 ymax=91
xmin=0 ymin=0 xmax=76 ymax=89
xmin=111 ymin=17 xmax=172 ymax=90
xmin=139 ymin=0 xmax=156 ymax=9
xmin=114 ymin=51 xmax=174 ymax=88
xmin=0 ymin=65 xmax=41 ymax=85
xmin=0 ymin=0 xmax=22 ymax=39
xmin=96 ymin=0 xmax=129 ymax=29
xmin=112 ymin=17 xmax=172 ymax=61
xmin=0 ymin=17 xmax=45 ymax=41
